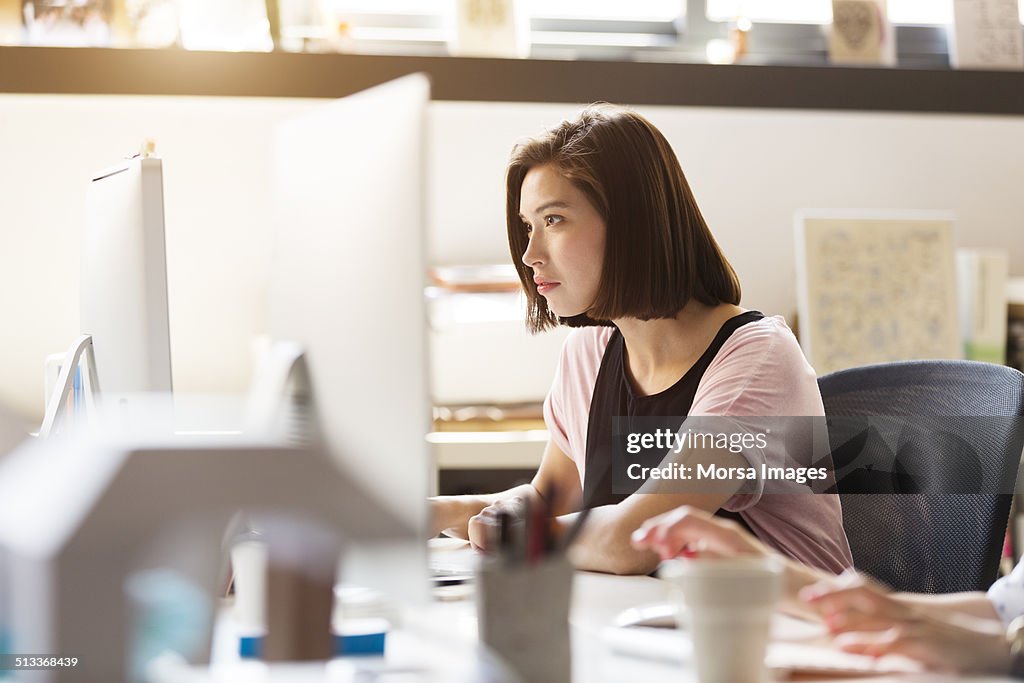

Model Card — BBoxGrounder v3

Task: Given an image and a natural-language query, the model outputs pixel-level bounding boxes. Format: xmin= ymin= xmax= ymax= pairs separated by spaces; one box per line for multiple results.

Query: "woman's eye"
xmin=523 ymin=222 xmax=533 ymax=234
xmin=545 ymin=215 xmax=564 ymax=226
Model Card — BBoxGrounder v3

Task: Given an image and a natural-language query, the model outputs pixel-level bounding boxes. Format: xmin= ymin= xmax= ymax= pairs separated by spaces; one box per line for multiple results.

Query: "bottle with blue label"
xmin=230 ymin=534 xmax=268 ymax=659
xmin=332 ymin=585 xmax=394 ymax=657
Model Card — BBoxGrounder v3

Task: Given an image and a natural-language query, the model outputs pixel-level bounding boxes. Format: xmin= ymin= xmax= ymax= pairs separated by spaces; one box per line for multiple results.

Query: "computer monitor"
xmin=82 ymin=153 xmax=173 ymax=395
xmin=268 ymin=74 xmax=432 ymax=588
xmin=40 ymin=153 xmax=174 ymax=436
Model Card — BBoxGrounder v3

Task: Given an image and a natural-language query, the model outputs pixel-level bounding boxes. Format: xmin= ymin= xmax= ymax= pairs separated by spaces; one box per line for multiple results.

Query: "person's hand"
xmin=831 ymin=614 xmax=1010 ymax=674
xmin=428 ymin=496 xmax=485 ymax=539
xmin=799 ymin=571 xmax=914 ymax=634
xmin=799 ymin=572 xmax=1013 ymax=674
xmin=630 ymin=505 xmax=770 ymax=561
xmin=467 ymin=495 xmax=529 ymax=552
xmin=631 ymin=505 xmax=836 ymax=614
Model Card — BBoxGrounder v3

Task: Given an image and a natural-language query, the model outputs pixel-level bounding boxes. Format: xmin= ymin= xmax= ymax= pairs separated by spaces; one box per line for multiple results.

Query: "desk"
xmin=159 ymin=550 xmax=1019 ymax=683
xmin=431 ymin=546 xmax=1015 ymax=683
xmin=567 ymin=571 xmax=1007 ymax=683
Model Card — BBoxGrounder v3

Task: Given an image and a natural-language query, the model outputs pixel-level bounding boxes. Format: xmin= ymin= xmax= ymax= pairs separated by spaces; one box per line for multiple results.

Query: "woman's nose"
xmin=522 ymin=233 xmax=545 ymax=268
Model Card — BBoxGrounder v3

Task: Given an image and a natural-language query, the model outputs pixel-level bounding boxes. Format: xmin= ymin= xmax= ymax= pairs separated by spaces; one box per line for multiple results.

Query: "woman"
xmin=633 ymin=505 xmax=1023 ymax=676
xmin=431 ymin=104 xmax=851 ymax=576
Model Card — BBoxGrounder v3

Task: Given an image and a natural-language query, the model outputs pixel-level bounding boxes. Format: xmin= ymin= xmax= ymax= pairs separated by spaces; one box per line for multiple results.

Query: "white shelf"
xmin=428 ymin=431 xmax=548 ymax=470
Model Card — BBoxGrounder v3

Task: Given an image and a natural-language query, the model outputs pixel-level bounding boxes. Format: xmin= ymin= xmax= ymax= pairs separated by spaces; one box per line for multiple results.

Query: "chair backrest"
xmin=818 ymin=360 xmax=1024 ymax=593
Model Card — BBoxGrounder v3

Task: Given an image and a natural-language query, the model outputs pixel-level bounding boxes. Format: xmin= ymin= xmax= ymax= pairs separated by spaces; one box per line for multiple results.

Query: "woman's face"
xmin=518 ymin=164 xmax=607 ymax=318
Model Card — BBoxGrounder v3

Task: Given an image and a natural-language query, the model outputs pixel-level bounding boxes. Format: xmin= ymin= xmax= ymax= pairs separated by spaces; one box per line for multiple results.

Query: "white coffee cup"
xmin=659 ymin=556 xmax=783 ymax=683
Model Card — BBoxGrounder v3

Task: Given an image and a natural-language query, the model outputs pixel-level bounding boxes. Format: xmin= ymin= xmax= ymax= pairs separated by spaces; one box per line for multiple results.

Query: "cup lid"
xmin=657 ymin=555 xmax=785 ymax=581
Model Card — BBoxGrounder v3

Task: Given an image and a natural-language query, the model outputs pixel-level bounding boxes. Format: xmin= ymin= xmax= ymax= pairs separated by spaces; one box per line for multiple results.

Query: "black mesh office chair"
xmin=818 ymin=360 xmax=1024 ymax=594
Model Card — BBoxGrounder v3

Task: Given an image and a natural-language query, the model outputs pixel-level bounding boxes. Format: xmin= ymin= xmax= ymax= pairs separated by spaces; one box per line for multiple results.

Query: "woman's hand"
xmin=833 ymin=619 xmax=1010 ymax=674
xmin=631 ymin=505 xmax=834 ymax=610
xmin=467 ymin=495 xmax=530 ymax=551
xmin=430 ymin=484 xmax=543 ymax=546
xmin=800 ymin=572 xmax=915 ymax=633
xmin=800 ymin=572 xmax=1012 ymax=674
xmin=630 ymin=505 xmax=770 ymax=561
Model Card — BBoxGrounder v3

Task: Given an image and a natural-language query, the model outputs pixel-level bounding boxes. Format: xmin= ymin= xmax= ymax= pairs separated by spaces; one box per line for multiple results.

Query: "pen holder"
xmin=475 ymin=556 xmax=573 ymax=683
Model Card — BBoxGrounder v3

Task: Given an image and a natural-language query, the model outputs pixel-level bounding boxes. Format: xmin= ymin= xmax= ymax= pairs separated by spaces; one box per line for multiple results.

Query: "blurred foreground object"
xmin=0 ymin=430 xmax=414 ymax=682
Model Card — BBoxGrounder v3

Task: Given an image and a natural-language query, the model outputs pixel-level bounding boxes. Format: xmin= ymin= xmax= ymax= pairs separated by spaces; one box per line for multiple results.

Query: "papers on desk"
xmin=427 ymin=538 xmax=475 ymax=576
xmin=429 ymin=537 xmax=471 ymax=552
xmin=767 ymin=642 xmax=922 ymax=678
xmin=602 ymin=613 xmax=924 ymax=679
xmin=428 ymin=541 xmax=478 ymax=599
xmin=601 ymin=625 xmax=693 ymax=664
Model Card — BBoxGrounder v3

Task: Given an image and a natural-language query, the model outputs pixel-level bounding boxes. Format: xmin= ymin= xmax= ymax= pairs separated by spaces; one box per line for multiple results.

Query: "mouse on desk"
xmin=614 ymin=603 xmax=683 ymax=629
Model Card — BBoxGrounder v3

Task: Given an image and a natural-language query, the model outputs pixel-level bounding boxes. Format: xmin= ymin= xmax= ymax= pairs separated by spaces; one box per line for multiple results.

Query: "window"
xmin=701 ymin=0 xmax=1024 ymax=68
xmin=323 ymin=0 xmax=684 ymax=56
xmin=329 ymin=0 xmax=682 ymax=21
xmin=706 ymin=0 xmax=831 ymax=24
xmin=279 ymin=0 xmax=1016 ymax=65
xmin=707 ymin=0 xmax=1024 ymax=25
xmin=525 ymin=0 xmax=681 ymax=22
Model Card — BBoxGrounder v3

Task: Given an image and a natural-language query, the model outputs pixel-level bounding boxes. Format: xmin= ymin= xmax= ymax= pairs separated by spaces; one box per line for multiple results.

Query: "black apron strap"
xmin=581 ymin=311 xmax=765 ymax=516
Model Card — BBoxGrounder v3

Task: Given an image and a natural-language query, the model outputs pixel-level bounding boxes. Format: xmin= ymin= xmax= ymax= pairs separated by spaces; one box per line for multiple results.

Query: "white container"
xmin=331 ymin=585 xmax=397 ymax=657
xmin=230 ymin=539 xmax=267 ymax=658
xmin=660 ymin=557 xmax=783 ymax=683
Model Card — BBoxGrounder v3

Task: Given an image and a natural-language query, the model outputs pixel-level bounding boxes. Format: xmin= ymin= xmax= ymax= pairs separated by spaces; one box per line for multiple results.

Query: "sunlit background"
xmin=6 ymin=0 xmax=1023 ymax=54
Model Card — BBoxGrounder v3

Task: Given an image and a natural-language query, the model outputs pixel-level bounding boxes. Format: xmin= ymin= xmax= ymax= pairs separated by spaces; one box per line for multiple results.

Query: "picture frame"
xmin=794 ymin=210 xmax=962 ymax=375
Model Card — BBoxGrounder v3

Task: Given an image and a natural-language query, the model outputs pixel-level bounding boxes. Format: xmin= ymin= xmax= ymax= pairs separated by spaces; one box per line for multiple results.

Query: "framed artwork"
xmin=950 ymin=0 xmax=1024 ymax=70
xmin=828 ymin=0 xmax=895 ymax=66
xmin=794 ymin=210 xmax=962 ymax=375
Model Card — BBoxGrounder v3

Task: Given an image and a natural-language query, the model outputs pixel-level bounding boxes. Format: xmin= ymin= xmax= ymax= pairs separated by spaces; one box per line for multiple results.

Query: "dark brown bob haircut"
xmin=506 ymin=103 xmax=741 ymax=333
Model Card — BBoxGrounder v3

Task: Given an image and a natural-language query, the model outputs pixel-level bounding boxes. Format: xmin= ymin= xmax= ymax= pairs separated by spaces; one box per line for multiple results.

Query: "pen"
xmin=497 ymin=509 xmax=512 ymax=564
xmin=519 ymin=497 xmax=531 ymax=563
xmin=527 ymin=496 xmax=545 ymax=564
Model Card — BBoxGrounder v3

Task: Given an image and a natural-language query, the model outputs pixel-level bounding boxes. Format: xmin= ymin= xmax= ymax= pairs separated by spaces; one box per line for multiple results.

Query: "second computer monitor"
xmin=269 ymin=74 xmax=432 ymax=537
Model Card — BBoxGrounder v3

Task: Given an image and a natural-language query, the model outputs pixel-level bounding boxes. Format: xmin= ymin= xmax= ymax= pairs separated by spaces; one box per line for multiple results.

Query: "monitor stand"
xmin=39 ymin=334 xmax=100 ymax=437
xmin=245 ymin=341 xmax=322 ymax=446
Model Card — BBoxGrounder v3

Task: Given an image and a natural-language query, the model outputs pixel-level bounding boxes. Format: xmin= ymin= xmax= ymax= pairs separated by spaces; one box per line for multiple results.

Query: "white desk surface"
xmin=433 ymin=546 xmax=1012 ymax=682
xmin=158 ymin=546 xmax=1017 ymax=683
xmin=567 ymin=571 xmax=1004 ymax=683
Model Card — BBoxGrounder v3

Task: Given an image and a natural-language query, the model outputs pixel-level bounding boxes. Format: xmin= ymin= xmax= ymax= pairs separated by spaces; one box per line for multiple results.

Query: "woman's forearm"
xmin=894 ymin=591 xmax=1001 ymax=622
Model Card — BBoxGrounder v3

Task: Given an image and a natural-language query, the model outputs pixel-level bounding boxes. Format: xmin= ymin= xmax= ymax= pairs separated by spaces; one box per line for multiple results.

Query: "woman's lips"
xmin=537 ymin=282 xmax=560 ymax=294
